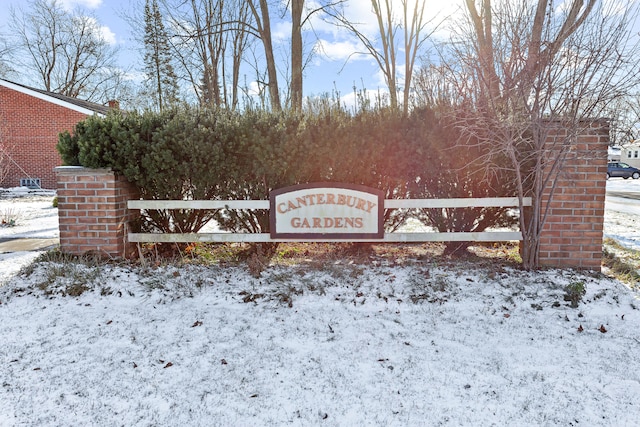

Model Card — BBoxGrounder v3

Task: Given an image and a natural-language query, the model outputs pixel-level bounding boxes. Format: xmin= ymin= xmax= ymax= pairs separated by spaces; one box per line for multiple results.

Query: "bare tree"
xmin=246 ymin=0 xmax=282 ymax=110
xmin=446 ymin=0 xmax=640 ymax=269
xmin=290 ymin=0 xmax=304 ymax=111
xmin=226 ymin=0 xmax=252 ymax=109
xmin=330 ymin=0 xmax=436 ymax=114
xmin=155 ymin=0 xmax=337 ymax=110
xmin=158 ymin=0 xmax=253 ymax=109
xmin=603 ymin=95 xmax=640 ymax=147
xmin=9 ymin=0 xmax=124 ymax=102
xmin=289 ymin=0 xmax=343 ymax=111
xmin=0 ymin=35 xmax=13 ymax=78
xmin=0 ymin=122 xmax=11 ymax=187
xmin=247 ymin=0 xmax=342 ymax=111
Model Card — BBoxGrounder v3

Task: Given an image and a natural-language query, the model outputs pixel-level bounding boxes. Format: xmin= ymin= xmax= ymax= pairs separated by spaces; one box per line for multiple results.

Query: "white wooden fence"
xmin=127 ymin=197 xmax=532 ymax=244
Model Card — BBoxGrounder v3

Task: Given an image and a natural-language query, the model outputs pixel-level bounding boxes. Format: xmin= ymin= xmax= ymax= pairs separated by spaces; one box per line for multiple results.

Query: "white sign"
xmin=270 ymin=183 xmax=384 ymax=239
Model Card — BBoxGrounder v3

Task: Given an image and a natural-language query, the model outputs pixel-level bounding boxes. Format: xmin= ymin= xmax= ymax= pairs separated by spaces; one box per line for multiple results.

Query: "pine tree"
xmin=143 ymin=0 xmax=178 ymax=111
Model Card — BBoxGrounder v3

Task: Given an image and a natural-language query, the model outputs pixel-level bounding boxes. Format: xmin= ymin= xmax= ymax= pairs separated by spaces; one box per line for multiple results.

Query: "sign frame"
xmin=269 ymin=182 xmax=385 ymax=240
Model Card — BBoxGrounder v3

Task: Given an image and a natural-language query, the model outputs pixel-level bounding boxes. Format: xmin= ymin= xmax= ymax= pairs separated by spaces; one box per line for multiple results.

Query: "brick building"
xmin=0 ymin=78 xmax=111 ymax=189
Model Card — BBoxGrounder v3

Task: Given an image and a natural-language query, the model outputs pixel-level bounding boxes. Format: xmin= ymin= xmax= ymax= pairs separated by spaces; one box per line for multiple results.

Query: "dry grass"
xmin=174 ymin=241 xmax=524 ymax=273
xmin=603 ymin=238 xmax=640 ymax=289
xmin=1 ymin=207 xmax=18 ymax=227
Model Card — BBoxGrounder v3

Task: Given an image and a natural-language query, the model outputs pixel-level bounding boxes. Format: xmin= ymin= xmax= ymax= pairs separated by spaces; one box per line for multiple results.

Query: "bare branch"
xmin=9 ymin=0 xmax=122 ymax=102
xmin=426 ymin=0 xmax=640 ymax=268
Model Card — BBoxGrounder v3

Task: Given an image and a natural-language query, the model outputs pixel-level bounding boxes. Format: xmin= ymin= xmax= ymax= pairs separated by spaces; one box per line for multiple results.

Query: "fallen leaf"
xmin=221 ymin=359 xmax=228 ymax=365
xmin=503 ymin=313 xmax=510 ymax=318
xmin=577 ymin=325 xmax=584 ymax=332
xmin=599 ymin=325 xmax=607 ymax=333
xmin=106 ymin=320 xmax=112 ymax=325
xmin=191 ymin=320 xmax=203 ymax=327
xmin=164 ymin=362 xmax=173 ymax=368
xmin=133 ymin=362 xmax=138 ymax=368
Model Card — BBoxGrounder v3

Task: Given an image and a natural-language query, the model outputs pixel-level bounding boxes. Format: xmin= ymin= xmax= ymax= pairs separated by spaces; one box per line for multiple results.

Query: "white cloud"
xmin=316 ymin=39 xmax=368 ymax=62
xmin=334 ymin=0 xmax=378 ymax=39
xmin=333 ymin=0 xmax=462 ymax=38
xmin=60 ymin=0 xmax=103 ymax=10
xmin=272 ymin=21 xmax=290 ymax=43
xmin=99 ymin=25 xmax=117 ymax=45
xmin=83 ymin=16 xmax=117 ymax=45
xmin=339 ymin=87 xmax=392 ymax=111
xmin=372 ymin=67 xmax=389 ymax=89
xmin=248 ymin=80 xmax=263 ymax=97
xmin=123 ymin=70 xmax=145 ymax=83
xmin=308 ymin=0 xmax=465 ymax=65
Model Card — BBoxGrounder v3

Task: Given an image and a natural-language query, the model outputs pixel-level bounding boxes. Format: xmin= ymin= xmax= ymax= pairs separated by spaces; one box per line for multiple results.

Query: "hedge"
xmin=58 ymin=106 xmax=515 ymax=247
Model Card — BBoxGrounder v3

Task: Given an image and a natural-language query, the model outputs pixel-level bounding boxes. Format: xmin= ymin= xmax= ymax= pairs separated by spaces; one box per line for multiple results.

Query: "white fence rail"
xmin=127 ymin=197 xmax=532 ymax=244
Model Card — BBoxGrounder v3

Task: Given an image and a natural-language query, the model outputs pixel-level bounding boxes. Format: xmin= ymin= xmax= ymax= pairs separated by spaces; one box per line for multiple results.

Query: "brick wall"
xmin=56 ymin=167 xmax=140 ymax=258
xmin=55 ymin=129 xmax=609 ymax=266
xmin=0 ymin=86 xmax=89 ymax=189
xmin=538 ymin=120 xmax=609 ymax=270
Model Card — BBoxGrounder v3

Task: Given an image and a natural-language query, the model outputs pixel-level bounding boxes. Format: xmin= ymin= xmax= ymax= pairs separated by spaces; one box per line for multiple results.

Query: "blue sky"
xmin=0 ymin=0 xmax=460 ymax=107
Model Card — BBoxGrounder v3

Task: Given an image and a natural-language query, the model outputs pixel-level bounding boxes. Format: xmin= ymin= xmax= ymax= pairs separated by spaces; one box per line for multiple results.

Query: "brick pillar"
xmin=55 ymin=167 xmax=139 ymax=258
xmin=538 ymin=120 xmax=609 ymax=270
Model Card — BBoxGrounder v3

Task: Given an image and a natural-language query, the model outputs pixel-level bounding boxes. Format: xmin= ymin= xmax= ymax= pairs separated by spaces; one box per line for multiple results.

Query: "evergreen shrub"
xmin=406 ymin=107 xmax=518 ymax=254
xmin=57 ymin=105 xmax=514 ymax=240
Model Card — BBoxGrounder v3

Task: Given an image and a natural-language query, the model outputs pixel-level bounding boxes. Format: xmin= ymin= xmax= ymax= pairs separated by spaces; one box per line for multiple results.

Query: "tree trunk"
xmin=291 ymin=0 xmax=304 ymax=111
xmin=256 ymin=0 xmax=281 ymax=111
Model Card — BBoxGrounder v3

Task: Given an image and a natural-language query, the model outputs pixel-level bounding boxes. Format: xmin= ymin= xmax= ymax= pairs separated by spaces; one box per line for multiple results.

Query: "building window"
xmin=635 ymin=150 xmax=639 ymax=158
xmin=628 ymin=151 xmax=633 ymax=158
xmin=20 ymin=178 xmax=41 ymax=189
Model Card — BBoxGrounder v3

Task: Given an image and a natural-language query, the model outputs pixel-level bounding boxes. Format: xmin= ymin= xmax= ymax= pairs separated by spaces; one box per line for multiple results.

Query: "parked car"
xmin=607 ymin=162 xmax=640 ymax=179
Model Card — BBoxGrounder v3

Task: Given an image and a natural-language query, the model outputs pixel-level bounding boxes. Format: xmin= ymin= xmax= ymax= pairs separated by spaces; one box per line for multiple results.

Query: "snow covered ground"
xmin=0 ymin=183 xmax=639 ymax=426
xmin=0 ymin=188 xmax=58 ymax=285
xmin=604 ymin=179 xmax=640 ymax=251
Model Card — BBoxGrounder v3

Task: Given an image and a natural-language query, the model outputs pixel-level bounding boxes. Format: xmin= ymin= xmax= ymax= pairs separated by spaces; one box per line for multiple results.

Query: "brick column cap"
xmin=55 ymin=166 xmax=115 ymax=175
